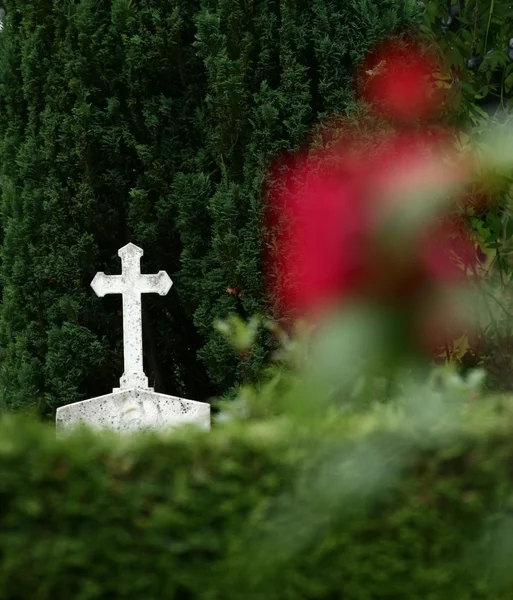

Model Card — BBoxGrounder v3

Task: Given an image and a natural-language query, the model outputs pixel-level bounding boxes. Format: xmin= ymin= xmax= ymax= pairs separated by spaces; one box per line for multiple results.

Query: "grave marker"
xmin=56 ymin=243 xmax=210 ymax=434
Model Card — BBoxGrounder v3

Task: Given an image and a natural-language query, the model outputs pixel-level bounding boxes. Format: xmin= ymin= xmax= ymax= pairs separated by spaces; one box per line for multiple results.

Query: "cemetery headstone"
xmin=56 ymin=243 xmax=210 ymax=434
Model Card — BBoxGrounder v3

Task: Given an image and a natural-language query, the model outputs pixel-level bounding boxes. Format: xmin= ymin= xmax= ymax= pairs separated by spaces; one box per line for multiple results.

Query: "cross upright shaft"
xmin=91 ymin=243 xmax=172 ymax=391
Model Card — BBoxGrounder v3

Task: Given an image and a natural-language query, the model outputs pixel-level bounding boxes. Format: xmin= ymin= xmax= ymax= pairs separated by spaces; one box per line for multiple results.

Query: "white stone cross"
xmin=91 ymin=243 xmax=172 ymax=391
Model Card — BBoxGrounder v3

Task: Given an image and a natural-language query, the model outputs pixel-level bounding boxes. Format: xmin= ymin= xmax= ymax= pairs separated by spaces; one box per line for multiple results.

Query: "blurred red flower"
xmin=267 ymin=131 xmax=477 ymax=316
xmin=265 ymin=38 xmax=483 ymax=361
xmin=360 ymin=39 xmax=444 ymax=122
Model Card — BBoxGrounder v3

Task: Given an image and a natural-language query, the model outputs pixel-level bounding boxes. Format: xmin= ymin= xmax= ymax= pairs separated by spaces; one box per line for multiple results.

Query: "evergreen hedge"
xmin=1 ymin=402 xmax=513 ymax=599
xmin=0 ymin=0 xmax=421 ymax=415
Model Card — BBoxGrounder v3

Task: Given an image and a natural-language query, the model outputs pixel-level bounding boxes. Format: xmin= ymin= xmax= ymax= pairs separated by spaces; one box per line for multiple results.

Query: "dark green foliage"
xmin=2 ymin=404 xmax=513 ymax=598
xmin=421 ymin=0 xmax=513 ymax=121
xmin=188 ymin=0 xmax=420 ymax=393
xmin=419 ymin=2 xmax=513 ymax=388
xmin=0 ymin=0 xmax=420 ymax=414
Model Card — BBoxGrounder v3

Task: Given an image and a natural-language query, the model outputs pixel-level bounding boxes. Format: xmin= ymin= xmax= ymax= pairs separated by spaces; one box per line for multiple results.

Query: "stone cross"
xmin=91 ymin=243 xmax=172 ymax=391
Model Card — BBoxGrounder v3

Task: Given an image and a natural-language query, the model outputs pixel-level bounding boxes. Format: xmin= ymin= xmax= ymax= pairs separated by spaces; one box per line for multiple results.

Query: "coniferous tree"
xmin=0 ymin=0 xmax=420 ymax=415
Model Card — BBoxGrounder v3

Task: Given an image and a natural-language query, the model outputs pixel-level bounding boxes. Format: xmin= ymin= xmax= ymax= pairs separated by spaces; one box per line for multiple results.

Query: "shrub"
xmin=1 ymin=398 xmax=513 ymax=599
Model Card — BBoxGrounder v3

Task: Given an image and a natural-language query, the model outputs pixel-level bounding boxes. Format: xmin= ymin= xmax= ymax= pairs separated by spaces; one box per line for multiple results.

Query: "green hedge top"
xmin=2 ymin=399 xmax=513 ymax=599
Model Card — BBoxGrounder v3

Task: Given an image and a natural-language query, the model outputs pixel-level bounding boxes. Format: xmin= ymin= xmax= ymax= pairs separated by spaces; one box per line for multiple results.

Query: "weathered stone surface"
xmin=56 ymin=388 xmax=210 ymax=434
xmin=91 ymin=243 xmax=172 ymax=391
xmin=56 ymin=242 xmax=211 ymax=434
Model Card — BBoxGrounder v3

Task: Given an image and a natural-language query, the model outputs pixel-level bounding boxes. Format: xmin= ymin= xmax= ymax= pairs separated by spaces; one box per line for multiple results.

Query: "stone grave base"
xmin=56 ymin=388 xmax=211 ymax=435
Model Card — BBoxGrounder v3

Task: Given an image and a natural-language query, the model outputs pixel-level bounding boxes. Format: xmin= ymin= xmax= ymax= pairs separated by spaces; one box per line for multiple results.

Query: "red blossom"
xmin=266 ymin=149 xmax=370 ymax=316
xmin=360 ymin=39 xmax=445 ymax=123
xmin=264 ymin=37 xmax=485 ymax=361
xmin=421 ymin=217 xmax=481 ymax=281
xmin=267 ymin=128 xmax=478 ymax=319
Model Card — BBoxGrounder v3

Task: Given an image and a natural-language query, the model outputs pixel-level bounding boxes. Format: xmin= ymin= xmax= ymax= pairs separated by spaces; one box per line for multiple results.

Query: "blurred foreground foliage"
xmin=3 ymin=388 xmax=513 ymax=598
